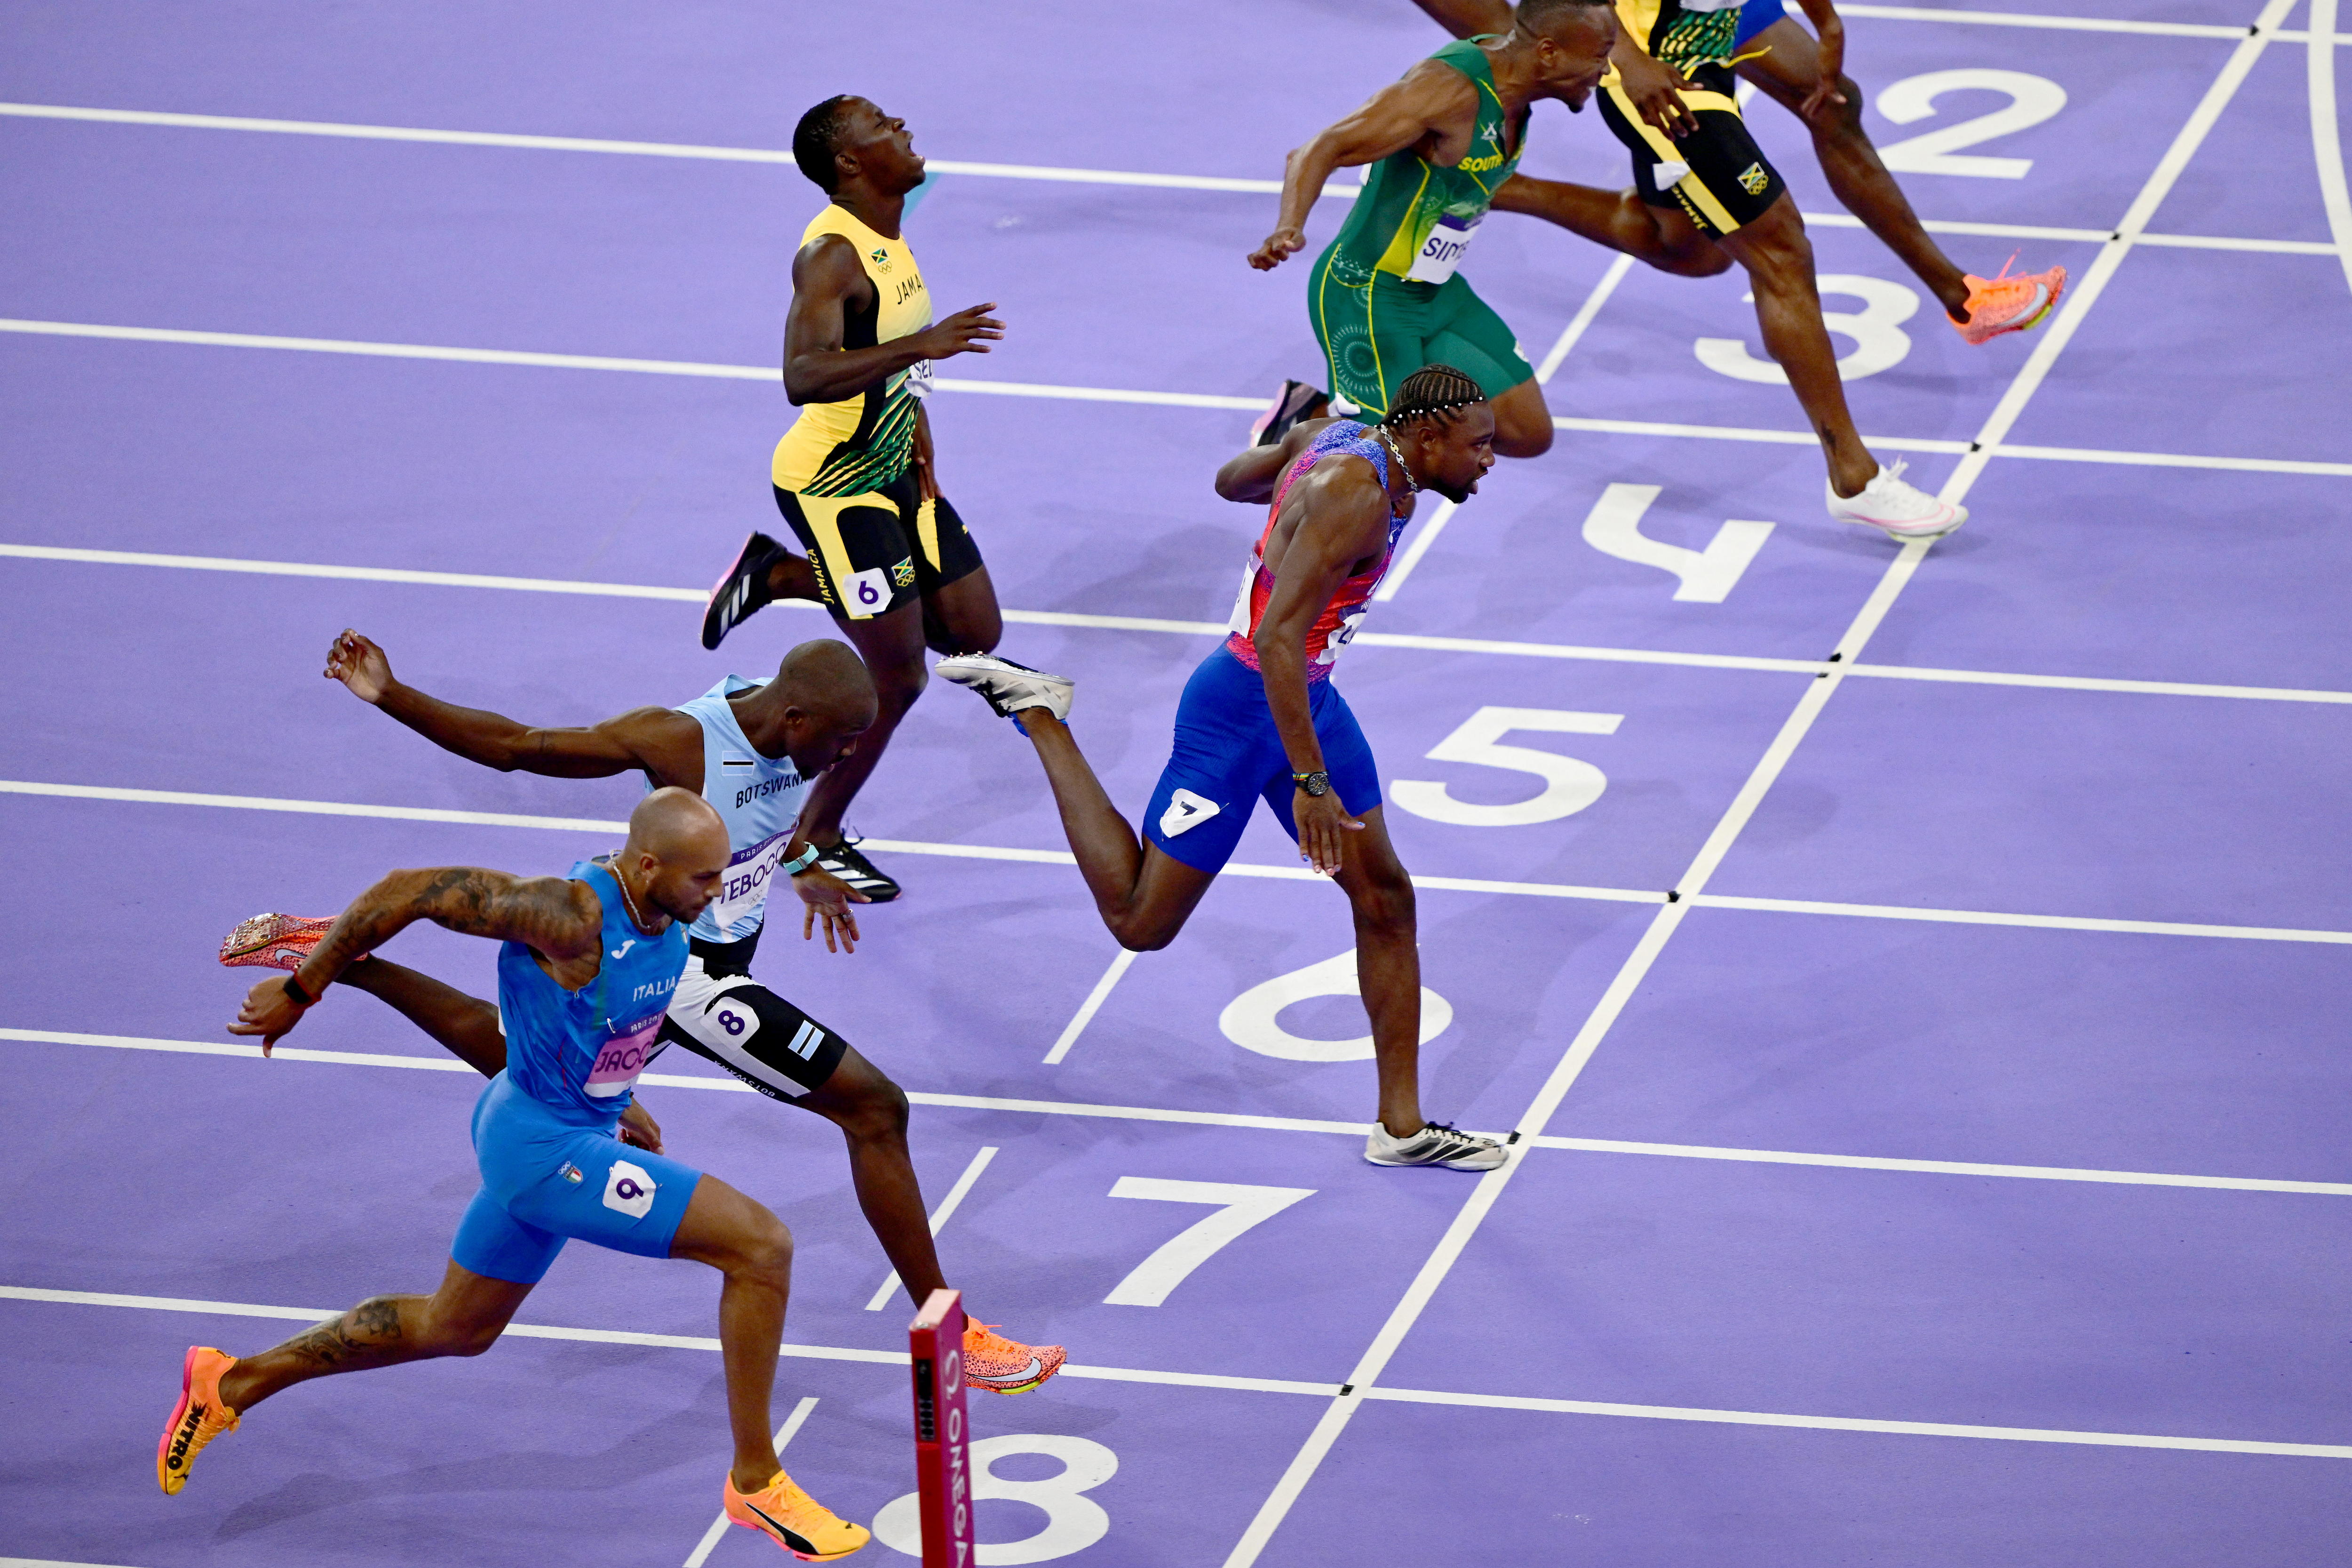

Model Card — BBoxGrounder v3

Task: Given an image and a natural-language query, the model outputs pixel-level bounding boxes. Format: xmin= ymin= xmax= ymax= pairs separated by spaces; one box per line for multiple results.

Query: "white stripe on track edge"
xmin=1217 ymin=11 xmax=2303 ymax=1561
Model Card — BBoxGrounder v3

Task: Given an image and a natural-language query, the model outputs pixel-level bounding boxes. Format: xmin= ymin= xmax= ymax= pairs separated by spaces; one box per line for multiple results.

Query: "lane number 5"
xmin=1390 ymin=707 xmax=1622 ymax=827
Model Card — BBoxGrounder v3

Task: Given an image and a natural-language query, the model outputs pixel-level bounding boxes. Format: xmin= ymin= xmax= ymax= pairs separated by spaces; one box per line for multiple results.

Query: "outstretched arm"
xmin=1252 ymin=466 xmax=1391 ymax=874
xmin=232 ymin=867 xmax=598 ymax=1051
xmin=326 ymin=630 xmax=702 ymax=785
xmin=1249 ymin=64 xmax=1480 ymax=270
xmin=1409 ymin=0 xmax=1515 ymax=38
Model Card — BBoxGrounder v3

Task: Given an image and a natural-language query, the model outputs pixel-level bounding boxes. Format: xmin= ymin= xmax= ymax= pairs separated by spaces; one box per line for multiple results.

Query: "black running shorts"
xmin=771 ymin=467 xmax=984 ymax=622
xmin=659 ymin=944 xmax=850 ymax=1102
xmin=1597 ymin=77 xmax=1788 ymax=239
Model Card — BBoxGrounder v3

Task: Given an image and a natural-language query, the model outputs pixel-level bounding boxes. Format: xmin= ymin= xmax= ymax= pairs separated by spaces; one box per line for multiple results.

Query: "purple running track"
xmin=4 ymin=1 xmax=2350 ymax=1565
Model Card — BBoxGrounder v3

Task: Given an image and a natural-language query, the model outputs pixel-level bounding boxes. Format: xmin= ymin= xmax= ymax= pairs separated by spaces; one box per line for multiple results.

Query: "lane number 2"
xmin=1875 ymin=69 xmax=2067 ymax=180
xmin=1390 ymin=707 xmax=1622 ymax=827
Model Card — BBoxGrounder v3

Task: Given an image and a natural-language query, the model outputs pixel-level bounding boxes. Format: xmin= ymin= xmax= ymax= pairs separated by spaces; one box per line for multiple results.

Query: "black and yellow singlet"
xmin=771 ymin=204 xmax=933 ymax=498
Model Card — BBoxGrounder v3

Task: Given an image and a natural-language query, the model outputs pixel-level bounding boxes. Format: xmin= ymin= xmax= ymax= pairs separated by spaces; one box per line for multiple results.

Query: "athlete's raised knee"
xmin=829 ymin=1069 xmax=910 ymax=1143
xmin=1107 ymin=909 xmax=1184 ymax=953
xmin=413 ymin=1298 xmax=504 ymax=1359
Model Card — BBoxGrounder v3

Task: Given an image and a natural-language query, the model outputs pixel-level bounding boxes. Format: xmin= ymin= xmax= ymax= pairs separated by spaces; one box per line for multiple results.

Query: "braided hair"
xmin=1380 ymin=364 xmax=1486 ymax=430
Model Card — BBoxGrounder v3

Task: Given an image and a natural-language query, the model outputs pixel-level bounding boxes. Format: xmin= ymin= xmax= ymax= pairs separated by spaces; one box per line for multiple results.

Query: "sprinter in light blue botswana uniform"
xmin=173 ymin=790 xmax=877 ymax=1559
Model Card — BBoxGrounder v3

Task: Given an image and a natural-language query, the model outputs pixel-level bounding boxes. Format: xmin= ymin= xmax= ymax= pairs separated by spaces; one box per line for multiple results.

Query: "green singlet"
xmin=1309 ymin=37 xmax=1535 ymax=417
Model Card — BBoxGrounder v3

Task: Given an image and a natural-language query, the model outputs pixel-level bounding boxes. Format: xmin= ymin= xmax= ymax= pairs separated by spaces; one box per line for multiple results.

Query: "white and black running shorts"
xmin=659 ymin=953 xmax=849 ymax=1101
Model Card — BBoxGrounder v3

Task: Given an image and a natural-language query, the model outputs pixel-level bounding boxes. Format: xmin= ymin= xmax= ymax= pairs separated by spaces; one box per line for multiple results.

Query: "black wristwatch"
xmin=1292 ymin=770 xmax=1331 ymax=797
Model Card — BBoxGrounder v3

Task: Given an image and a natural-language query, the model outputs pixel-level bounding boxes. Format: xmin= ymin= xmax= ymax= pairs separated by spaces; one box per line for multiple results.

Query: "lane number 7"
xmin=1101 ymin=1178 xmax=1315 ymax=1306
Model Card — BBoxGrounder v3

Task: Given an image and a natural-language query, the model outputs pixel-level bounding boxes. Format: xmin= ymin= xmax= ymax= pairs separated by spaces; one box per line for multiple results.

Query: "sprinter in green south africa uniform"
xmin=1248 ymin=0 xmax=1617 ymax=459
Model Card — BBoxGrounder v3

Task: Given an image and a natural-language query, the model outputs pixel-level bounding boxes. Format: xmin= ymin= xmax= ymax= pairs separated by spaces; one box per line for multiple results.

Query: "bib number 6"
xmin=1389 ymin=707 xmax=1622 ymax=827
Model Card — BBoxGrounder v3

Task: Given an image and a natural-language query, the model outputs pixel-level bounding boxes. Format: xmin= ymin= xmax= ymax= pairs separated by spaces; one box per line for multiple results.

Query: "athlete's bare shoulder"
xmin=791 ymin=231 xmax=871 ymax=300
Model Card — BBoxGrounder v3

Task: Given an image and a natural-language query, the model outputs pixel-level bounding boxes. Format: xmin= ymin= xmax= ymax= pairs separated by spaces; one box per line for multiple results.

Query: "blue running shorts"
xmin=1734 ymin=0 xmax=1787 ymax=48
xmin=451 ymin=1072 xmax=703 ymax=1285
xmin=1142 ymin=645 xmax=1383 ymax=875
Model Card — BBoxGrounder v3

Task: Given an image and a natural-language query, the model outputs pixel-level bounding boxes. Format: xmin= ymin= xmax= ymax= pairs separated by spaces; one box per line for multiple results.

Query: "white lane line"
xmin=0 ymin=102 xmax=1355 ymax=198
xmin=2312 ymin=0 xmax=2352 ymax=301
xmin=0 ymin=778 xmax=1644 ymax=902
xmin=16 ymin=780 xmax=2352 ymax=939
xmin=0 ymin=318 xmax=1264 ymax=411
xmin=1845 ymin=660 xmax=2352 ymax=703
xmin=1535 ymin=254 xmax=1638 ymax=384
xmin=2135 ymin=230 xmax=2347 ymax=255
xmin=1042 ymin=947 xmax=1140 ymax=1065
xmin=0 ymin=1284 xmax=1334 ymax=1394
xmin=1221 ymin=13 xmax=2301 ymax=1560
xmin=1796 ymin=209 xmax=2109 ymax=244
xmin=681 ymin=1396 xmax=820 ymax=1568
xmin=0 ymin=1027 xmax=1374 ymax=1134
xmin=1532 ymin=1135 xmax=2352 ymax=1195
xmin=7 ymin=321 xmax=2344 ymax=474
xmin=862 ymin=1146 xmax=999 ymax=1312
xmin=1362 ymin=1385 xmax=2352 ymax=1458
xmin=1550 ymin=414 xmax=1970 ymax=454
xmin=41 ymin=539 xmax=2352 ymax=701
xmin=1689 ymin=893 xmax=2352 ymax=944
xmin=1835 ymin=3 xmax=2256 ymax=38
xmin=10 ymin=1282 xmax=2344 ymax=1457
xmin=17 ymin=1029 xmax=2341 ymax=1193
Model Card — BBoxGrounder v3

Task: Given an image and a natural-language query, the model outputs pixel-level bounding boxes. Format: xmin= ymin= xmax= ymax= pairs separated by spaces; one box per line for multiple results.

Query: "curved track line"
xmin=2312 ymin=0 xmax=2352 ymax=300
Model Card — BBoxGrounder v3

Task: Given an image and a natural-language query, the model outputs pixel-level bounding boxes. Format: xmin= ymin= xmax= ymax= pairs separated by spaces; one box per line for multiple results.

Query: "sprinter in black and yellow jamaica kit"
xmin=702 ymin=96 xmax=1009 ymax=902
xmin=1403 ymin=0 xmax=1971 ymax=540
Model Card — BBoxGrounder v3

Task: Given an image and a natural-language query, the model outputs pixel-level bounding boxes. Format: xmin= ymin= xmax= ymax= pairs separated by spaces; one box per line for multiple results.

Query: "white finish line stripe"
xmin=1690 ymin=893 xmax=2352 ymax=945
xmin=16 ymin=1028 xmax=2343 ymax=1193
xmin=5 ymin=318 xmax=2341 ymax=473
xmin=6 ymin=1282 xmax=2341 ymax=1455
xmin=21 ymin=542 xmax=2352 ymax=704
xmin=1361 ymin=1385 xmax=2352 ymax=1458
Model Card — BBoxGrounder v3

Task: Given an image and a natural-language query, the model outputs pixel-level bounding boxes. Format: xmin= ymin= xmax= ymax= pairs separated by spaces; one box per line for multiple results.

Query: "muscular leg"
xmin=334 ymin=957 xmax=507 ymax=1077
xmin=1713 ymin=195 xmax=1882 ymax=497
xmin=664 ymin=1176 xmax=799 ymax=1494
xmin=794 ymin=599 xmax=928 ymax=848
xmin=1738 ymin=19 xmax=1973 ymax=320
xmin=1499 ymin=174 xmax=1733 ymax=278
xmin=1488 ymin=378 xmax=1555 ymax=460
xmin=920 ymin=564 xmax=1003 ymax=659
xmin=1014 ymin=709 xmax=1217 ymax=950
xmin=791 ymin=1045 xmax=946 ymax=1305
xmin=1329 ymin=808 xmax=1427 ymax=1138
xmin=216 ymin=1260 xmax=532 ymax=1412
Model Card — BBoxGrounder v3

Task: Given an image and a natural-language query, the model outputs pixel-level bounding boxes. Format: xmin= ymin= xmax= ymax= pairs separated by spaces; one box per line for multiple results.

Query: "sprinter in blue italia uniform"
xmin=218 ymin=631 xmax=1065 ymax=1394
xmin=164 ymin=790 xmax=873 ymax=1560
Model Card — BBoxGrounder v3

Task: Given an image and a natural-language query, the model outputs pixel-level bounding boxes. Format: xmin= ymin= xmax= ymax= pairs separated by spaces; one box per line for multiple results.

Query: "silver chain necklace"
xmin=613 ymin=863 xmax=655 ymax=933
xmin=1375 ymin=425 xmax=1422 ymax=495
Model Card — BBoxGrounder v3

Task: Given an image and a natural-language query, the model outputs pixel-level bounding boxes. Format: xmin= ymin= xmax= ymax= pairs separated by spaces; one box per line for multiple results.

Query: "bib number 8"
xmin=873 ymin=1434 xmax=1118 ymax=1563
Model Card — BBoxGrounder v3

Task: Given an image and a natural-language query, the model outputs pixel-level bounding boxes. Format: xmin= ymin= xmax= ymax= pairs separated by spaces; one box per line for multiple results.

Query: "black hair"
xmin=792 ymin=96 xmax=856 ymax=192
xmin=1380 ymin=364 xmax=1486 ymax=430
